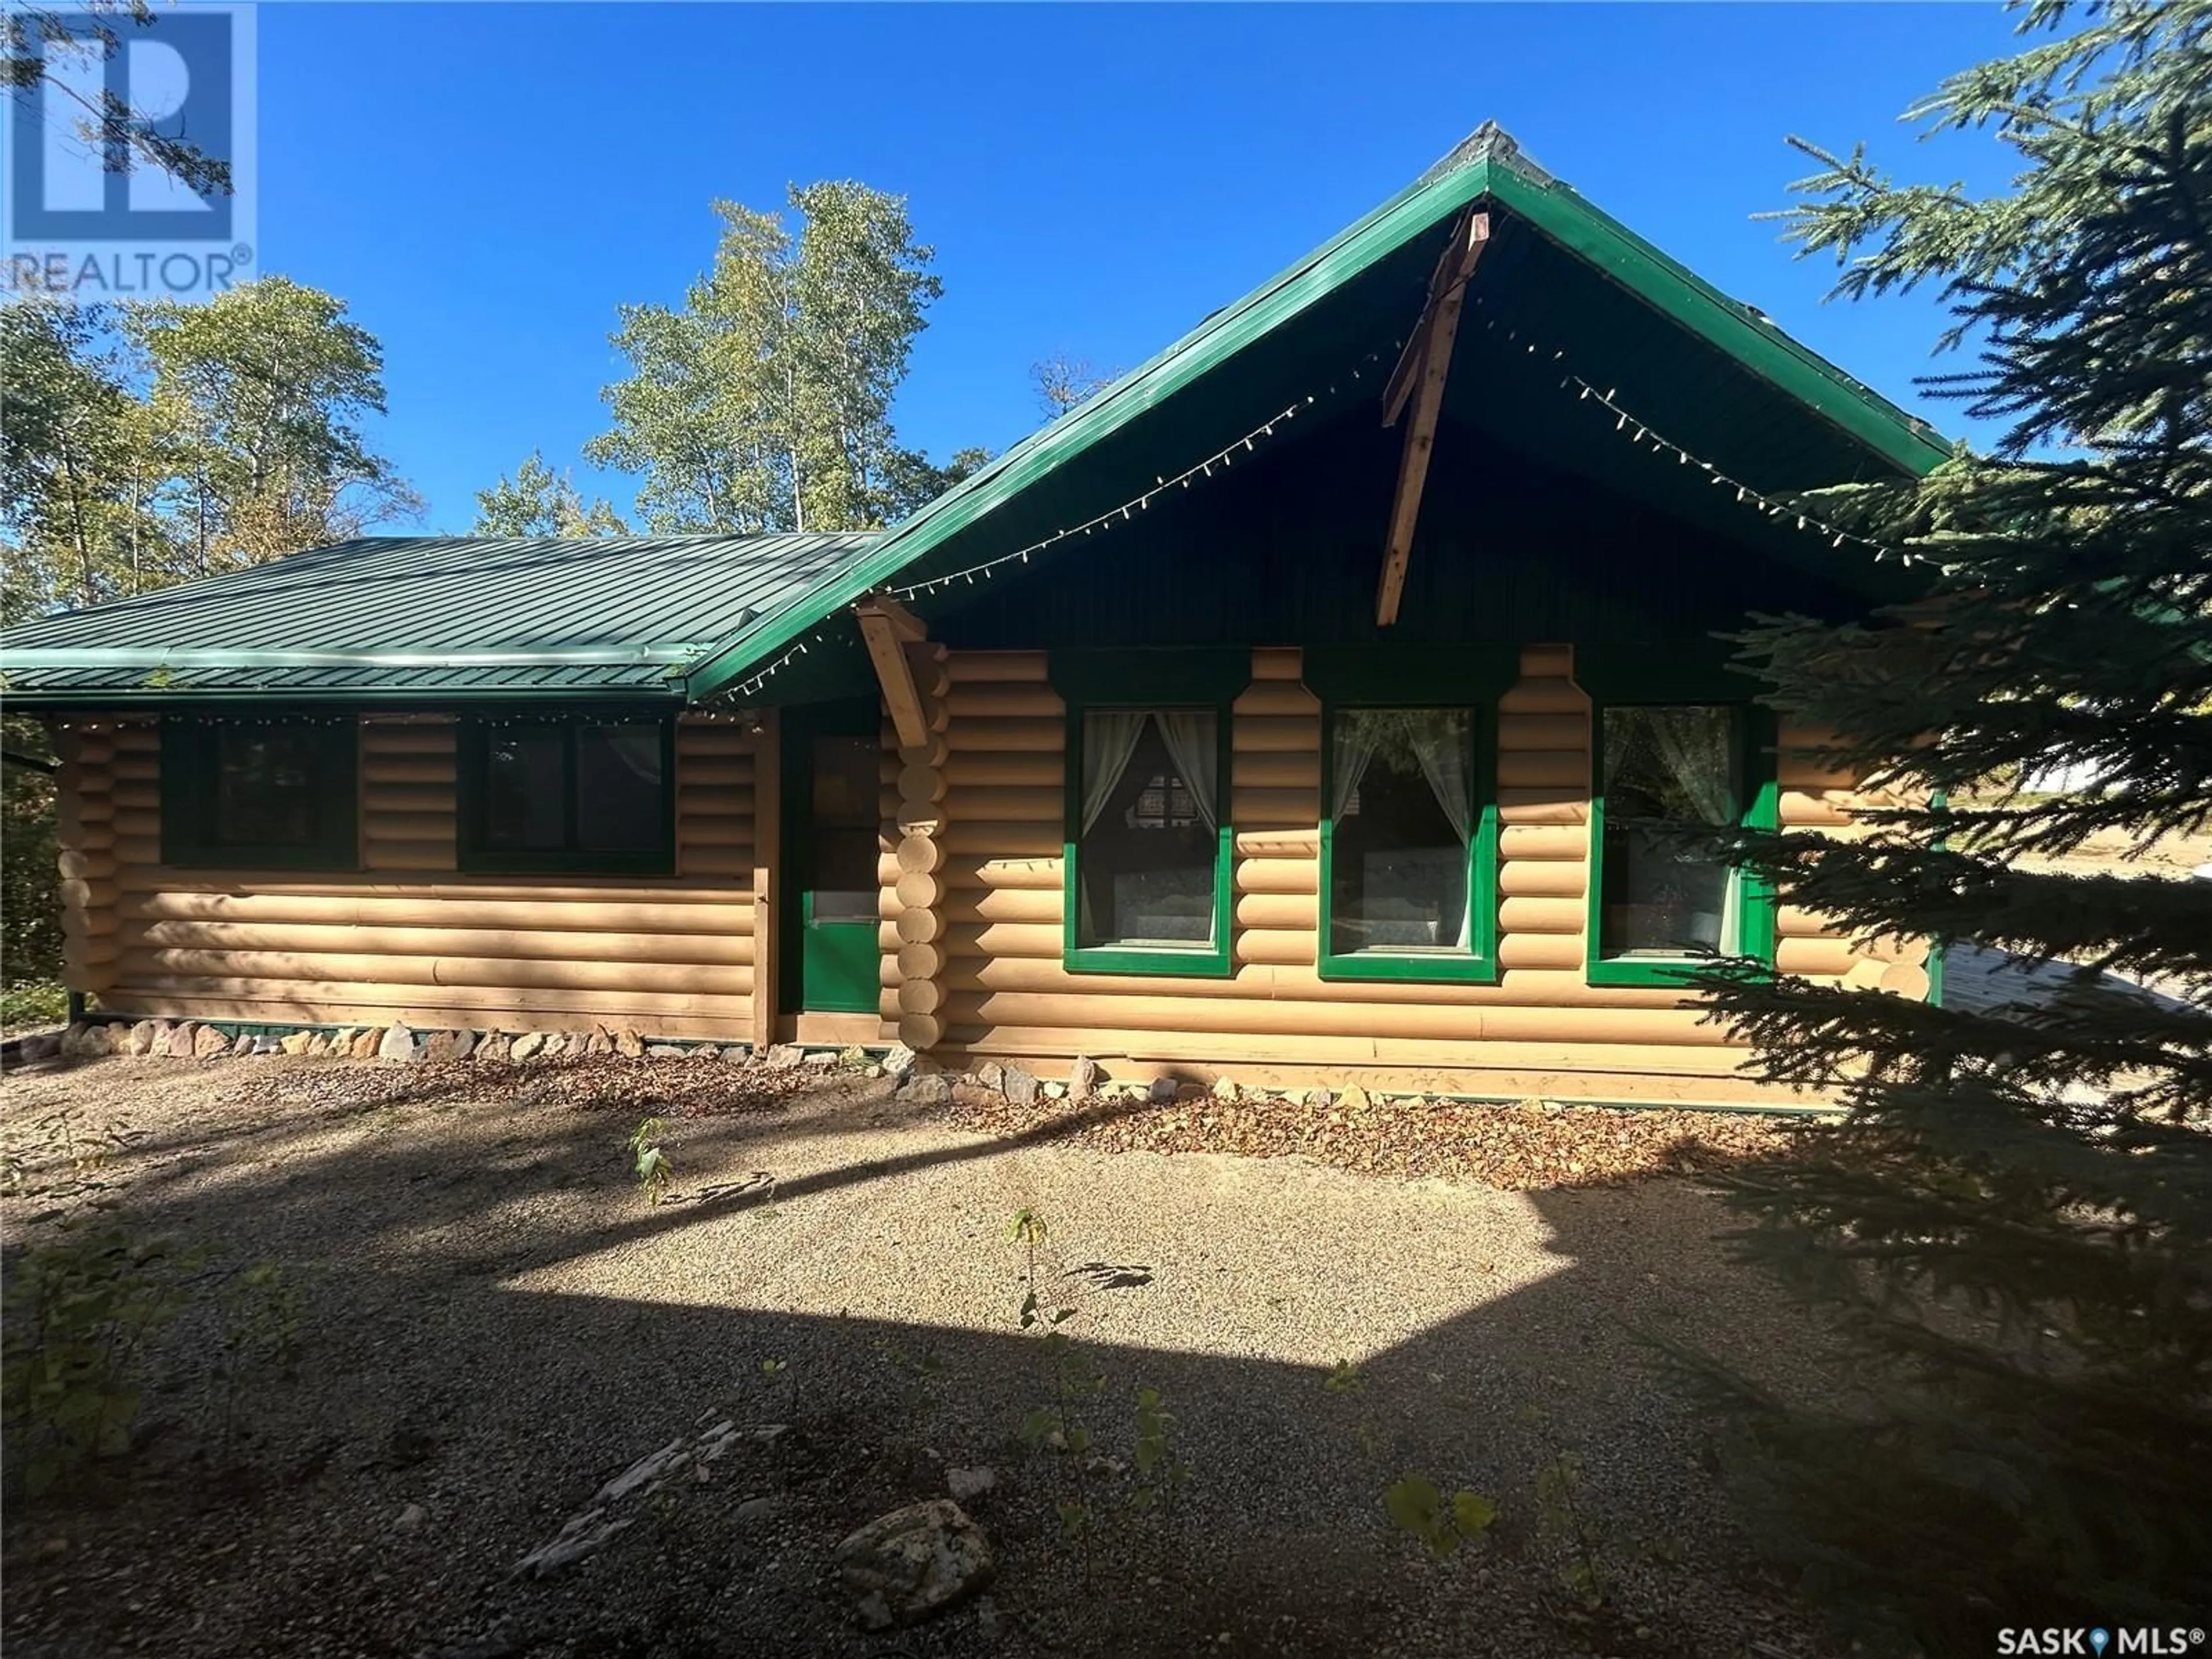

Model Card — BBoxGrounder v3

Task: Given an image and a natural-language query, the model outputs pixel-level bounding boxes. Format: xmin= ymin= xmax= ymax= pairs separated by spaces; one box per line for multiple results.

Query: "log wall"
xmin=49 ymin=660 xmax=1912 ymax=1096
xmin=924 ymin=644 xmax=1896 ymax=1100
xmin=57 ymin=712 xmax=762 ymax=1040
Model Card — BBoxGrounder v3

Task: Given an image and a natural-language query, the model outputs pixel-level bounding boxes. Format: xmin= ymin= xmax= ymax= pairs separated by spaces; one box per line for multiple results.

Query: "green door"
xmin=789 ymin=715 xmax=883 ymax=1015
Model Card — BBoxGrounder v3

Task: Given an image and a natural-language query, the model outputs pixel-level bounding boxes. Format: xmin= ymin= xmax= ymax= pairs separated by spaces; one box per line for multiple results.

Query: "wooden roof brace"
xmin=1376 ymin=208 xmax=1490 ymax=626
xmin=853 ymin=592 xmax=931 ymax=748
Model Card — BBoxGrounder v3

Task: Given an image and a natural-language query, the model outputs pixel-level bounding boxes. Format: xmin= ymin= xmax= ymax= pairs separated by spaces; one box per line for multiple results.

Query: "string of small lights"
xmin=1465 ymin=294 xmax=1908 ymax=560
xmin=717 ymin=344 xmax=1400 ymax=701
xmin=886 ymin=348 xmax=1396 ymax=600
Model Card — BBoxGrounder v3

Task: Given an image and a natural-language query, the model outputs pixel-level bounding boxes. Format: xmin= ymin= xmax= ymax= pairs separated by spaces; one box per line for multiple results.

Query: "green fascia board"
xmin=685 ymin=156 xmax=1505 ymax=702
xmin=1479 ymin=162 xmax=1953 ymax=478
xmin=0 ymin=685 xmax=691 ymax=710
xmin=685 ymin=137 xmax=1953 ymax=704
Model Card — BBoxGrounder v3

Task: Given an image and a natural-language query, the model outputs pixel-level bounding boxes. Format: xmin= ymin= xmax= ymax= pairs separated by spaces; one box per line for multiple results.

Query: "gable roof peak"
xmin=1418 ymin=119 xmax=1553 ymax=190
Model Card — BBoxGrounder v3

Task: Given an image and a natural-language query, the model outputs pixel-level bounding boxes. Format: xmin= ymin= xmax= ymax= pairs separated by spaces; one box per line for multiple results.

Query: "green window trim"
xmin=456 ymin=713 xmax=677 ymax=877
xmin=1317 ymin=702 xmax=1502 ymax=987
xmin=1053 ymin=652 xmax=1246 ymax=979
xmin=158 ymin=715 xmax=359 ymax=871
xmin=1584 ymin=697 xmax=1779 ymax=988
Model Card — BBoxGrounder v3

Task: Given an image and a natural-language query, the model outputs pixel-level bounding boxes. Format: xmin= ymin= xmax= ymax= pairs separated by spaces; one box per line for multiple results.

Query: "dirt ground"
xmin=2012 ymin=821 xmax=2212 ymax=878
xmin=0 ymin=1051 xmax=1848 ymax=1659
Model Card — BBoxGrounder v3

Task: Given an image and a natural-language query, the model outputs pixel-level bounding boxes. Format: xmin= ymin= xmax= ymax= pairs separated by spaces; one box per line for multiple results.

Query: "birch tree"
xmin=126 ymin=278 xmax=422 ymax=570
xmin=472 ymin=452 xmax=628 ymax=537
xmin=587 ymin=182 xmax=947 ymax=533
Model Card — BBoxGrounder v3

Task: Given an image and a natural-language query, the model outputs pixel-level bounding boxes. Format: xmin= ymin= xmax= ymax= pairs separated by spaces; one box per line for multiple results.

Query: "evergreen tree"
xmin=1691 ymin=3 xmax=2212 ymax=1650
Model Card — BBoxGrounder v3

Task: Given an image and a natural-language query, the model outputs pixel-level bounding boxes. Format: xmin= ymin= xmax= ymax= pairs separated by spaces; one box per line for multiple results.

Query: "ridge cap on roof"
xmin=684 ymin=124 xmax=1952 ymax=701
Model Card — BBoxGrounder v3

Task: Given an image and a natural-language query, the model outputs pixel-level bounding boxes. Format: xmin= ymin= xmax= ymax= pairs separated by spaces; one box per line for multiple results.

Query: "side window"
xmin=1588 ymin=702 xmax=1775 ymax=984
xmin=1320 ymin=705 xmax=1499 ymax=983
xmin=461 ymin=716 xmax=673 ymax=875
xmin=1065 ymin=706 xmax=1232 ymax=975
xmin=161 ymin=717 xmax=358 ymax=870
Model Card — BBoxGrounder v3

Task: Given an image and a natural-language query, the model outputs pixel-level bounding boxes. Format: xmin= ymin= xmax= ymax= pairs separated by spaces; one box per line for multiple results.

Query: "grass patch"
xmin=2 ymin=979 xmax=69 ymax=1030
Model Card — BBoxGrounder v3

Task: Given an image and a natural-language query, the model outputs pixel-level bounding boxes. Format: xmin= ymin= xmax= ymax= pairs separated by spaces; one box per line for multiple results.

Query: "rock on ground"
xmin=896 ymin=1073 xmax=952 ymax=1108
xmin=946 ymin=1465 xmax=995 ymax=1501
xmin=835 ymin=1499 xmax=993 ymax=1630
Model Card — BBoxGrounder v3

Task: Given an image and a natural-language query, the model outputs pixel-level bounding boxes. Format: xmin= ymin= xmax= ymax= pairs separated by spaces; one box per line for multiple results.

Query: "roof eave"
xmin=682 ymin=133 xmax=1955 ymax=702
xmin=684 ymin=156 xmax=1512 ymax=702
xmin=0 ymin=683 xmax=694 ymax=710
xmin=1478 ymin=159 xmax=1953 ymax=478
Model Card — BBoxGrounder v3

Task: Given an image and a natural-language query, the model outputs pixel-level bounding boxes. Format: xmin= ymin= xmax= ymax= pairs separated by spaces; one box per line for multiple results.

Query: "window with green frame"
xmin=160 ymin=716 xmax=359 ymax=870
xmin=1052 ymin=651 xmax=1248 ymax=978
xmin=1585 ymin=698 xmax=1778 ymax=987
xmin=1319 ymin=704 xmax=1500 ymax=983
xmin=1304 ymin=645 xmax=1517 ymax=984
xmin=457 ymin=714 xmax=676 ymax=876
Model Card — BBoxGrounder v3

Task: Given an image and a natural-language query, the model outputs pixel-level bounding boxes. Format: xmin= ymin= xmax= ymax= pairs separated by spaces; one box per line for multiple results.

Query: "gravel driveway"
xmin=1 ymin=1052 xmax=1836 ymax=1659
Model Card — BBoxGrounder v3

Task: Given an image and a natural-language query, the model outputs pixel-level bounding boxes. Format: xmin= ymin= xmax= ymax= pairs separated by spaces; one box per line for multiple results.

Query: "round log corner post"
xmin=855 ymin=591 xmax=953 ymax=1055
xmin=891 ymin=641 xmax=952 ymax=1053
xmin=58 ymin=716 xmax=133 ymax=999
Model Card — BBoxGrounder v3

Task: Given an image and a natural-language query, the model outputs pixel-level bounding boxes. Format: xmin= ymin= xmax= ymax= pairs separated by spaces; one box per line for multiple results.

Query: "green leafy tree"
xmin=125 ymin=278 xmax=422 ymax=571
xmin=587 ymin=182 xmax=951 ymax=532
xmin=0 ymin=300 xmax=138 ymax=615
xmin=1687 ymin=3 xmax=2212 ymax=1650
xmin=472 ymin=452 xmax=628 ymax=537
xmin=880 ymin=442 xmax=991 ymax=521
xmin=1 ymin=722 xmax=63 ymax=988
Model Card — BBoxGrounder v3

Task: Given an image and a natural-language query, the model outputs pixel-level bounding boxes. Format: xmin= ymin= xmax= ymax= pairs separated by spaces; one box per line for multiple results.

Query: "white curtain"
xmin=1331 ymin=713 xmax=1382 ymax=822
xmin=1154 ymin=710 xmax=1219 ymax=831
xmin=1645 ymin=708 xmax=1733 ymax=823
xmin=1409 ymin=711 xmax=1474 ymax=844
xmin=1081 ymin=711 xmax=1149 ymax=833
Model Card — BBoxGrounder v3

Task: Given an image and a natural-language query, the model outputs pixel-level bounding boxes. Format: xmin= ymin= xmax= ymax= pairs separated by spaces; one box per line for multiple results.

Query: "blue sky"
xmin=256 ymin=2 xmax=2028 ymax=532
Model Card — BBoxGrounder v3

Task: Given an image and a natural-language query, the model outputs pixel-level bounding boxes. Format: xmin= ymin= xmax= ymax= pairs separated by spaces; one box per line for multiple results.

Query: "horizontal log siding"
xmin=1775 ymin=721 xmax=1930 ymax=1000
xmin=58 ymin=721 xmax=128 ymax=996
xmin=929 ymin=646 xmax=1887 ymax=1099
xmin=63 ymin=713 xmax=759 ymax=1040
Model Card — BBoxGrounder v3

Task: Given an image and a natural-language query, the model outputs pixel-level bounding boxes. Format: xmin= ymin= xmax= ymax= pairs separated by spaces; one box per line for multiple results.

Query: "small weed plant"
xmin=630 ymin=1116 xmax=673 ymax=1203
xmin=1525 ymin=1406 xmax=1608 ymax=1611
xmin=1 ymin=1218 xmax=202 ymax=1497
xmin=1009 ymin=1207 xmax=1105 ymax=1556
xmin=204 ymin=1260 xmax=306 ymax=1453
xmin=1128 ymin=1385 xmax=1188 ymax=1517
xmin=1385 ymin=1475 xmax=1499 ymax=1559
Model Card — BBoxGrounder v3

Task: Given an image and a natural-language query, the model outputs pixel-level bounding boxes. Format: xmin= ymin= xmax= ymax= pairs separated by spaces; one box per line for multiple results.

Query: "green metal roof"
xmin=685 ymin=123 xmax=1953 ymax=701
xmin=0 ymin=532 xmax=880 ymax=704
xmin=2 ymin=124 xmax=1955 ymax=714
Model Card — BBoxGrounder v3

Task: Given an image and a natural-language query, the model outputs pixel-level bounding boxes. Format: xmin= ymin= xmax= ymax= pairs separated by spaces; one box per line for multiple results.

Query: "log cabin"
xmin=1 ymin=125 xmax=1947 ymax=1107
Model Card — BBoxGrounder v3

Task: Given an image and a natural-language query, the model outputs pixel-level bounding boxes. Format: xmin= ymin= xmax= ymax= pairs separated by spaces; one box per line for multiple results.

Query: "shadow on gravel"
xmin=0 ymin=1058 xmax=1825 ymax=1659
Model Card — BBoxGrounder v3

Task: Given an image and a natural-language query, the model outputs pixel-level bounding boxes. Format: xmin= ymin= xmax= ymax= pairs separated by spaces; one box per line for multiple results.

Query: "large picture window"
xmin=1319 ymin=706 xmax=1499 ymax=983
xmin=459 ymin=715 xmax=673 ymax=875
xmin=1587 ymin=702 xmax=1775 ymax=986
xmin=160 ymin=717 xmax=358 ymax=870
